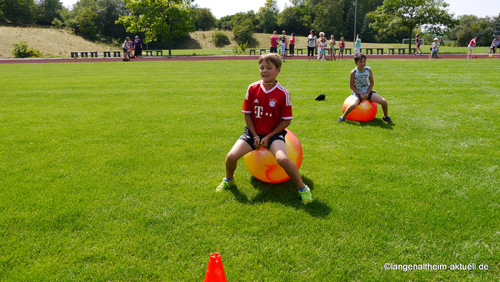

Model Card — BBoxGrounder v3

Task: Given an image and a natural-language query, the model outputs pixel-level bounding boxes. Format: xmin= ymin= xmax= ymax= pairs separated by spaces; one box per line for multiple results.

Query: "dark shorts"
xmin=270 ymin=47 xmax=278 ymax=53
xmin=122 ymin=47 xmax=128 ymax=53
xmin=353 ymin=90 xmax=375 ymax=105
xmin=239 ymin=126 xmax=287 ymax=150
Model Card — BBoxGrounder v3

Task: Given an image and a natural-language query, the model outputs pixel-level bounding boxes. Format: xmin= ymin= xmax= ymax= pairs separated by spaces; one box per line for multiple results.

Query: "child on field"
xmin=354 ymin=34 xmax=361 ymax=55
xmin=430 ymin=38 xmax=440 ymax=60
xmin=319 ymin=37 xmax=327 ymax=61
xmin=329 ymin=35 xmax=336 ymax=61
xmin=128 ymin=38 xmax=134 ymax=59
xmin=338 ymin=53 xmax=392 ymax=124
xmin=217 ymin=53 xmax=313 ymax=205
xmin=317 ymin=32 xmax=325 ymax=60
xmin=280 ymin=36 xmax=287 ymax=62
xmin=414 ymin=34 xmax=422 ymax=56
xmin=122 ymin=37 xmax=130 ymax=61
xmin=338 ymin=37 xmax=345 ymax=60
xmin=467 ymin=36 xmax=477 ymax=59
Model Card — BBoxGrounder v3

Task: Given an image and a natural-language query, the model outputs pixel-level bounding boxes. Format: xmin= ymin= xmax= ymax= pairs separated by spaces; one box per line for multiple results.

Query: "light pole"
xmin=353 ymin=0 xmax=358 ymax=48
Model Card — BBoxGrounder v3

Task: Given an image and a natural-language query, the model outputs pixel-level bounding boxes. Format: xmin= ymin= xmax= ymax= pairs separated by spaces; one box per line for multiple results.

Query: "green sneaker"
xmin=216 ymin=178 xmax=235 ymax=192
xmin=298 ymin=186 xmax=313 ymax=205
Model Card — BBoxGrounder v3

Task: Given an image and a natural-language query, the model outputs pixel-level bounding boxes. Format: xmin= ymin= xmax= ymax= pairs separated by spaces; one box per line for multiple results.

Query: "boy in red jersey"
xmin=217 ymin=53 xmax=312 ymax=204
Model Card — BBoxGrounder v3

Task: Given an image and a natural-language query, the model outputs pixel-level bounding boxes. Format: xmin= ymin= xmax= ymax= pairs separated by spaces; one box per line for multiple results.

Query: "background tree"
xmin=96 ymin=0 xmax=127 ymax=41
xmin=0 ymin=0 xmax=36 ymax=23
xmin=311 ymin=0 xmax=346 ymax=37
xmin=193 ymin=7 xmax=216 ymax=31
xmin=118 ymin=0 xmax=195 ymax=56
xmin=368 ymin=0 xmax=456 ymax=49
xmin=216 ymin=14 xmax=234 ymax=30
xmin=36 ymin=0 xmax=63 ymax=25
xmin=256 ymin=0 xmax=278 ymax=33
xmin=233 ymin=17 xmax=254 ymax=45
xmin=229 ymin=11 xmax=256 ymax=31
xmin=277 ymin=5 xmax=311 ymax=36
xmin=449 ymin=15 xmax=499 ymax=46
xmin=75 ymin=6 xmax=100 ymax=40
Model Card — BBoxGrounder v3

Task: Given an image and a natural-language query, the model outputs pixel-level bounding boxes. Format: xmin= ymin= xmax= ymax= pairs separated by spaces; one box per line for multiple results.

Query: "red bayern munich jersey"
xmin=242 ymin=80 xmax=293 ymax=135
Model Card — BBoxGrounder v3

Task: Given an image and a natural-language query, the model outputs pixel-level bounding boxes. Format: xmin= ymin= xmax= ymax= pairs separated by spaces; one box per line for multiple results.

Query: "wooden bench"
xmin=387 ymin=48 xmax=396 ymax=55
xmin=361 ymin=48 xmax=374 ymax=55
xmin=113 ymin=51 xmax=121 ymax=57
xmin=288 ymin=48 xmax=304 ymax=55
xmin=156 ymin=50 xmax=163 ymax=56
xmin=397 ymin=48 xmax=406 ymax=54
xmin=376 ymin=48 xmax=384 ymax=55
xmin=90 ymin=51 xmax=98 ymax=58
xmin=71 ymin=52 xmax=79 ymax=58
xmin=80 ymin=51 xmax=89 ymax=58
xmin=294 ymin=48 xmax=304 ymax=55
xmin=146 ymin=50 xmax=153 ymax=56
xmin=103 ymin=51 xmax=111 ymax=57
xmin=409 ymin=48 xmax=416 ymax=54
xmin=249 ymin=49 xmax=268 ymax=55
xmin=344 ymin=48 xmax=352 ymax=55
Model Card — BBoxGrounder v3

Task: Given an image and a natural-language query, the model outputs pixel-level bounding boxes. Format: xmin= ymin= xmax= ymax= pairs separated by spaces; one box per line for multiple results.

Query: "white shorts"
xmin=355 ymin=48 xmax=361 ymax=54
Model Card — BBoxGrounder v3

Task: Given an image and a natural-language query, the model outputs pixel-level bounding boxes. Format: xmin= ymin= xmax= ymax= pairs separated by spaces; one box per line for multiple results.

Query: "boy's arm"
xmin=367 ymin=70 xmax=375 ymax=96
xmin=244 ymin=114 xmax=261 ymax=148
xmin=350 ymin=72 xmax=361 ymax=96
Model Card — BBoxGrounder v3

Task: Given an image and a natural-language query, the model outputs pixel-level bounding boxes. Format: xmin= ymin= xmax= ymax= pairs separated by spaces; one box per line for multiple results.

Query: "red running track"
xmin=0 ymin=53 xmax=497 ymax=64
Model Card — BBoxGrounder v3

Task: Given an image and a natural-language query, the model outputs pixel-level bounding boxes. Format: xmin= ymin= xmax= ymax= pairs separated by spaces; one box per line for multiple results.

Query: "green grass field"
xmin=0 ymin=58 xmax=498 ymax=280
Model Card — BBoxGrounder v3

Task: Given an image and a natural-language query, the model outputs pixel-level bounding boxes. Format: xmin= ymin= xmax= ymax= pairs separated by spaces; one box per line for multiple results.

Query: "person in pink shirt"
xmin=289 ymin=33 xmax=296 ymax=56
xmin=467 ymin=36 xmax=477 ymax=59
xmin=270 ymin=31 xmax=279 ymax=53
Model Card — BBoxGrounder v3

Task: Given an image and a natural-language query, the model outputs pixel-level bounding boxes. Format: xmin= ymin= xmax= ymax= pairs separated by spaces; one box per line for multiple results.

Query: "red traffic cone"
xmin=204 ymin=252 xmax=227 ymax=282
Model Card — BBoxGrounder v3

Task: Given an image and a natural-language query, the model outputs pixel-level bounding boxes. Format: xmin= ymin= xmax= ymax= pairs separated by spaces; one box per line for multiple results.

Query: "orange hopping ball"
xmin=243 ymin=129 xmax=303 ymax=183
xmin=342 ymin=95 xmax=378 ymax=121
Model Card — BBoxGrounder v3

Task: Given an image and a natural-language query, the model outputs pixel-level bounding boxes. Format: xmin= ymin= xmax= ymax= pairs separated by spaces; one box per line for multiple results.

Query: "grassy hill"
xmin=1 ymin=26 xmax=484 ymax=58
xmin=0 ymin=26 xmax=116 ymax=58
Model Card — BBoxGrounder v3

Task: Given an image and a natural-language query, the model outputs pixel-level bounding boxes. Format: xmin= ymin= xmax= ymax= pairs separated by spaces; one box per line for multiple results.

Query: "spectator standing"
xmin=338 ymin=37 xmax=345 ymax=60
xmin=134 ymin=36 xmax=143 ymax=58
xmin=354 ymin=34 xmax=361 ymax=55
xmin=317 ymin=32 xmax=325 ymax=60
xmin=289 ymin=33 xmax=296 ymax=56
xmin=281 ymin=30 xmax=287 ymax=56
xmin=319 ymin=36 xmax=327 ymax=61
xmin=280 ymin=36 xmax=287 ymax=62
xmin=122 ymin=37 xmax=130 ymax=61
xmin=329 ymin=35 xmax=336 ymax=61
xmin=270 ymin=31 xmax=279 ymax=53
xmin=307 ymin=30 xmax=318 ymax=61
xmin=430 ymin=38 xmax=440 ymax=60
xmin=467 ymin=36 xmax=477 ymax=59
xmin=414 ymin=34 xmax=423 ymax=56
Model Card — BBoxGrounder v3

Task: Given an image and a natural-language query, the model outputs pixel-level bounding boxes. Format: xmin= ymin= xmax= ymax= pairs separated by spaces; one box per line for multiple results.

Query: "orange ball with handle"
xmin=342 ymin=95 xmax=378 ymax=121
xmin=243 ymin=129 xmax=303 ymax=183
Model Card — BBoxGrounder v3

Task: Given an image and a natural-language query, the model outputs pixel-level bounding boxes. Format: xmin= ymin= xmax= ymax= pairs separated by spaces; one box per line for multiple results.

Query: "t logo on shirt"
xmin=254 ymin=106 xmax=264 ymax=118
